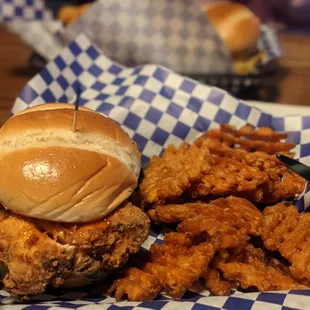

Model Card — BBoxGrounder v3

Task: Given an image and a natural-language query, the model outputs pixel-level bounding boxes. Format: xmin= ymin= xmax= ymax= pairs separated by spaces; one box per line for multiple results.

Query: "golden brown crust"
xmin=203 ymin=268 xmax=232 ymax=296
xmin=214 ymin=244 xmax=307 ymax=292
xmin=0 ymin=202 xmax=150 ymax=298
xmin=108 ymin=268 xmax=161 ymax=301
xmin=143 ymin=241 xmax=214 ymax=296
xmin=261 ymin=204 xmax=310 ymax=281
xmin=148 ymin=197 xmax=262 ymax=237
xmin=139 ymin=143 xmax=213 ymax=205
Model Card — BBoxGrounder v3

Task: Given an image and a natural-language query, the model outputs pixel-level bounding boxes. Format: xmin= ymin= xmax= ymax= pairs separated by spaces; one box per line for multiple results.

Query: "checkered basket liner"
xmin=1 ymin=33 xmax=310 ymax=310
xmin=0 ymin=0 xmax=53 ymax=21
xmin=6 ymin=20 xmax=65 ymax=61
xmin=1 ymin=0 xmax=282 ymax=77
xmin=62 ymin=0 xmax=234 ymax=74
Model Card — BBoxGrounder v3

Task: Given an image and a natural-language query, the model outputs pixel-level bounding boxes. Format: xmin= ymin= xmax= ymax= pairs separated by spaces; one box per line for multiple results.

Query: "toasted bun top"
xmin=0 ymin=103 xmax=141 ymax=222
xmin=204 ymin=1 xmax=261 ymax=55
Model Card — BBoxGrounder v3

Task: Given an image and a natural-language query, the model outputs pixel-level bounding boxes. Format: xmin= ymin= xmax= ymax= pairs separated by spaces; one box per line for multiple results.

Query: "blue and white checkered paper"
xmin=0 ymin=0 xmax=53 ymax=22
xmin=2 ymin=34 xmax=310 ymax=310
xmin=2 ymin=0 xmax=282 ymax=75
xmin=62 ymin=0 xmax=234 ymax=74
xmin=1 ymin=0 xmax=63 ymax=60
xmin=6 ymin=21 xmax=65 ymax=61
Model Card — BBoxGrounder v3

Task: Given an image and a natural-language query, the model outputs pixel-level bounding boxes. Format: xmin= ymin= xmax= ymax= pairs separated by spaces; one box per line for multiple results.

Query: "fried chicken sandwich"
xmin=0 ymin=103 xmax=150 ymax=299
xmin=204 ymin=1 xmax=266 ymax=75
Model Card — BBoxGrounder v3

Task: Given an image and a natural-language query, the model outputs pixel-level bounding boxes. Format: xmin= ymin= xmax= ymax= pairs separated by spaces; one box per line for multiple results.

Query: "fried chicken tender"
xmin=0 ymin=203 xmax=150 ymax=298
xmin=261 ymin=204 xmax=310 ymax=281
xmin=143 ymin=238 xmax=215 ymax=296
xmin=203 ymin=268 xmax=232 ymax=296
xmin=148 ymin=197 xmax=262 ymax=237
xmin=206 ymin=124 xmax=295 ymax=153
xmin=214 ymin=244 xmax=307 ymax=292
xmin=108 ymin=268 xmax=161 ymax=301
xmin=139 ymin=143 xmax=213 ymax=206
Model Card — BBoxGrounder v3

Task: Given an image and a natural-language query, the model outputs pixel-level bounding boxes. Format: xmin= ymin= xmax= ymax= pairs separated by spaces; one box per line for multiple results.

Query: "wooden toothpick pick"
xmin=73 ymin=99 xmax=79 ymax=132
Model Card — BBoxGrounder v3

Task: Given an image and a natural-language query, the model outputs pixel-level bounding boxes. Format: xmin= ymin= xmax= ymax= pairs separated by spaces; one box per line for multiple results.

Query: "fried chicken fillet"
xmin=0 ymin=202 xmax=150 ymax=299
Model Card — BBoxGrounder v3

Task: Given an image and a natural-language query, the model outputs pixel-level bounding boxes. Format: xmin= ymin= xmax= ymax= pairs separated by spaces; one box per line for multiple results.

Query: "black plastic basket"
xmin=29 ymin=52 xmax=286 ymax=102
xmin=183 ymin=61 xmax=287 ymax=101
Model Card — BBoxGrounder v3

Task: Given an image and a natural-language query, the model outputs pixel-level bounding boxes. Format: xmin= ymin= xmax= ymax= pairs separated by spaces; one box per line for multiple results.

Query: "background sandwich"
xmin=204 ymin=1 xmax=266 ymax=74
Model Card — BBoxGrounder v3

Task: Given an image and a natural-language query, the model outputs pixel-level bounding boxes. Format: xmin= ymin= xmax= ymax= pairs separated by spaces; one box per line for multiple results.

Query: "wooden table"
xmin=277 ymin=34 xmax=310 ymax=106
xmin=1 ymin=26 xmax=310 ymax=126
xmin=0 ymin=26 xmax=32 ymax=125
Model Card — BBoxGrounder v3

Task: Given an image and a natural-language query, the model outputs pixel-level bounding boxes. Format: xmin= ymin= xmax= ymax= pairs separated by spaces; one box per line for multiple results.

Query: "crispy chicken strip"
xmin=108 ymin=268 xmax=161 ymax=301
xmin=261 ymin=204 xmax=310 ymax=281
xmin=214 ymin=244 xmax=307 ymax=291
xmin=143 ymin=238 xmax=215 ymax=296
xmin=203 ymin=268 xmax=232 ymax=296
xmin=139 ymin=143 xmax=213 ymax=205
xmin=0 ymin=202 xmax=150 ymax=298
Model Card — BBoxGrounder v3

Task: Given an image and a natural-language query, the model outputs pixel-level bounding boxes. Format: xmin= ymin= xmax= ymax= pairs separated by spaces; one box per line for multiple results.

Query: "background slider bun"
xmin=204 ymin=1 xmax=261 ymax=55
